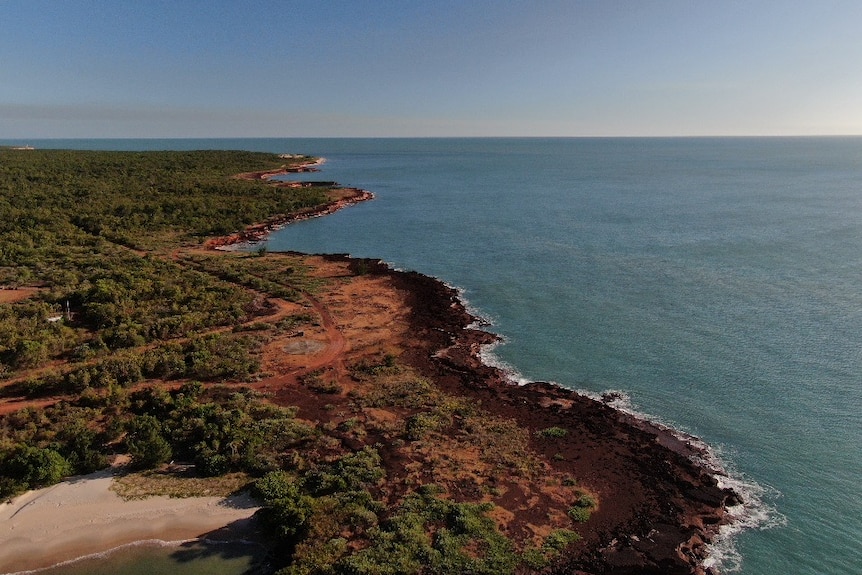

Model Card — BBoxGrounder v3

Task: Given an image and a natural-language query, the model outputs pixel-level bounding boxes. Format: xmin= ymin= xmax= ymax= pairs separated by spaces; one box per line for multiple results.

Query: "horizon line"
xmin=3 ymin=134 xmax=862 ymax=141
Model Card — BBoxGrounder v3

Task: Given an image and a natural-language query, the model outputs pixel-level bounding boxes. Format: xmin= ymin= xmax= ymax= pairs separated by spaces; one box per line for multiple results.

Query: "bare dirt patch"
xmin=0 ymin=287 xmax=42 ymax=303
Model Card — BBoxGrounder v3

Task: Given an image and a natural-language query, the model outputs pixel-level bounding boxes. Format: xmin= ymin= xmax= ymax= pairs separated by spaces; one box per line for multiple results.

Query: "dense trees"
xmin=126 ymin=414 xmax=173 ymax=469
xmin=121 ymin=384 xmax=317 ymax=477
xmin=0 ymin=149 xmax=330 ymax=381
xmin=0 ymin=403 xmax=109 ymax=497
xmin=0 ymin=149 xmax=327 ymax=253
xmin=0 ymin=149 xmax=329 ymax=498
xmin=0 ymin=382 xmax=316 ymax=499
xmin=0 ymin=445 xmax=72 ymax=492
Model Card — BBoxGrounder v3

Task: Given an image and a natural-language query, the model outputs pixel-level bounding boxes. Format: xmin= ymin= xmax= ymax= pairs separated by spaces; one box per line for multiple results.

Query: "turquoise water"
xmin=4 ymin=137 xmax=861 ymax=574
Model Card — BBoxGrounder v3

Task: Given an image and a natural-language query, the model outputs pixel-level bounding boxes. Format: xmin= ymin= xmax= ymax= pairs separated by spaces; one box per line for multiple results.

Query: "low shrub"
xmin=536 ymin=426 xmax=568 ymax=439
xmin=567 ymin=492 xmax=598 ymax=523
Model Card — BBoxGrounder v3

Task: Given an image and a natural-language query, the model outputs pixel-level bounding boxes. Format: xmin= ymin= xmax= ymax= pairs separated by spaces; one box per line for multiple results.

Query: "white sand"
xmin=0 ymin=470 xmax=260 ymax=574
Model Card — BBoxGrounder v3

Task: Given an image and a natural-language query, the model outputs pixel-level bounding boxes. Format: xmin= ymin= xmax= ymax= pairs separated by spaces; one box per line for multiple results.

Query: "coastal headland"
xmin=0 ymin=150 xmax=738 ymax=574
xmin=373 ymin=260 xmax=739 ymax=574
xmin=207 ymin=157 xmax=374 ymax=249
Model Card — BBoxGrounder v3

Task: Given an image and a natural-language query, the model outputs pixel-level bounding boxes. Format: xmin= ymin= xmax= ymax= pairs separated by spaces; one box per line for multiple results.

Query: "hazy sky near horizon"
xmin=2 ymin=1 xmax=861 ymax=137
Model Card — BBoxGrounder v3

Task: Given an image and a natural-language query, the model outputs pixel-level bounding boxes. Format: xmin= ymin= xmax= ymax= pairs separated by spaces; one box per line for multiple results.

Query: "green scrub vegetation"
xmin=0 ymin=149 xmax=589 ymax=574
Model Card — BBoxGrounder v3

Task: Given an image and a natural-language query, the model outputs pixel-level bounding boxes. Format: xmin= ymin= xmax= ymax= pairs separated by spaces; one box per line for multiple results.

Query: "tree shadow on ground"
xmin=169 ymin=516 xmax=273 ymax=575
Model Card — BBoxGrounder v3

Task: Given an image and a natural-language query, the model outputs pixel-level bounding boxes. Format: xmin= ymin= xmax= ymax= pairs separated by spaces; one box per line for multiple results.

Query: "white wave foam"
xmin=449 ymin=285 xmax=492 ymax=329
xmin=477 ymin=338 xmax=533 ymax=386
xmin=575 ymin=388 xmax=785 ymax=574
xmin=439 ymin=279 xmax=785 ymax=574
xmin=286 ymin=263 xmax=785 ymax=574
xmin=701 ymin=457 xmax=787 ymax=573
xmin=447 ymin=286 xmax=535 ymax=386
xmin=1 ymin=539 xmax=195 ymax=575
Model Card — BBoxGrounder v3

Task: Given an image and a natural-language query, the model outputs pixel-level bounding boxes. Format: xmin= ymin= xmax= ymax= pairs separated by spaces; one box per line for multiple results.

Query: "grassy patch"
xmin=536 ymin=426 xmax=568 ymax=439
xmin=112 ymin=469 xmax=251 ymax=500
xmin=567 ymin=492 xmax=598 ymax=523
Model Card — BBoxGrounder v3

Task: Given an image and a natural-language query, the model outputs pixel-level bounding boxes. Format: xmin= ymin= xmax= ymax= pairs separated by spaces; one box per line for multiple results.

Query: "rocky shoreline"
xmin=212 ymin=162 xmax=741 ymax=574
xmin=204 ymin=186 xmax=373 ymax=249
xmin=207 ymin=160 xmax=373 ymax=249
xmin=344 ymin=259 xmax=740 ymax=574
xmin=0 ymin=154 xmax=742 ymax=575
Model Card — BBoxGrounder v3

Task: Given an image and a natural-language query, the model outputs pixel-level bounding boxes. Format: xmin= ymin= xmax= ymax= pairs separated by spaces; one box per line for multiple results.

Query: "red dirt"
xmin=233 ymin=251 xmax=737 ymax=574
xmin=0 ymin=287 xmax=42 ymax=304
xmin=347 ymin=259 xmax=736 ymax=575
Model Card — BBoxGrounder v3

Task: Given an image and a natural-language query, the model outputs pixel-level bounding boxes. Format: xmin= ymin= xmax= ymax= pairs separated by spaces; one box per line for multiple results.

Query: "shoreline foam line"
xmin=578 ymin=387 xmax=785 ymax=573
xmin=402 ymin=256 xmax=781 ymax=574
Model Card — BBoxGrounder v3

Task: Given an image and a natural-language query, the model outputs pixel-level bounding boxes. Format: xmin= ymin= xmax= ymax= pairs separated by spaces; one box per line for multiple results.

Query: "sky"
xmin=2 ymin=0 xmax=862 ymax=138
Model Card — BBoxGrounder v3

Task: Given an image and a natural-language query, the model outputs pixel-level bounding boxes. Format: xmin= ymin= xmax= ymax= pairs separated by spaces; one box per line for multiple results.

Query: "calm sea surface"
xmin=5 ymin=137 xmax=861 ymax=575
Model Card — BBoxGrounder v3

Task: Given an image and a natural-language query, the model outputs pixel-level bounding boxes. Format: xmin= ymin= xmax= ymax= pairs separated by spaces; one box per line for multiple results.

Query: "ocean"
xmin=4 ymin=137 xmax=860 ymax=574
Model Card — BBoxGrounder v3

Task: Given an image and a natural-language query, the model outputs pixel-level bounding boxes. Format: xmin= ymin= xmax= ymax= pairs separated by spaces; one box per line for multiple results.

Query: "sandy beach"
xmin=0 ymin=469 xmax=259 ymax=574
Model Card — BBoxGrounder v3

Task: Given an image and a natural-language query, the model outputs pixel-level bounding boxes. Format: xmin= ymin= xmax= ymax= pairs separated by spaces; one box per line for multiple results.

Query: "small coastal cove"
xmin=0 ymin=149 xmax=739 ymax=575
xmin=0 ymin=468 xmax=262 ymax=574
xmin=206 ymin=159 xmax=374 ymax=249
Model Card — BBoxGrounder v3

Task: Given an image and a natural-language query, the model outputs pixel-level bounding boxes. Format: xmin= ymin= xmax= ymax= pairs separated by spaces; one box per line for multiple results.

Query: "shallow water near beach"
xmin=29 ymin=540 xmax=267 ymax=575
xmin=7 ymin=137 xmax=861 ymax=574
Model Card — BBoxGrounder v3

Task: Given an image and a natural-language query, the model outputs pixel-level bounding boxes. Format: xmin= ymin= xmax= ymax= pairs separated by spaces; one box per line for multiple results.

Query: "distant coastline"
xmin=206 ymin=157 xmax=373 ymax=249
